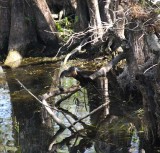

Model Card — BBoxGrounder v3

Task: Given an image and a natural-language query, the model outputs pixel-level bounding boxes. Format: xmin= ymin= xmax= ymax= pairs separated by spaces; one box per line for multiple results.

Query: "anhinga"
xmin=59 ymin=67 xmax=94 ymax=90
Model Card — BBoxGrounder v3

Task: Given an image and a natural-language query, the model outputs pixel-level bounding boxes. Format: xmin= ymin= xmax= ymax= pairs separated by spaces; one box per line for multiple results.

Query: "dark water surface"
xmin=0 ymin=62 xmax=141 ymax=153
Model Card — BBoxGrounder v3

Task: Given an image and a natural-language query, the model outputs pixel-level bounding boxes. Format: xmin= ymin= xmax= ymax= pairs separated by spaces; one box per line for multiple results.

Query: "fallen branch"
xmin=63 ymin=38 xmax=88 ymax=65
xmin=16 ymin=79 xmax=66 ymax=129
xmin=16 ymin=79 xmax=84 ymax=131
xmin=55 ymin=88 xmax=81 ymax=106
xmin=42 ymin=85 xmax=81 ymax=100
xmin=89 ymin=52 xmax=126 ymax=80
xmin=42 ymin=99 xmax=66 ymax=129
xmin=58 ymin=107 xmax=90 ymax=129
xmin=68 ymin=101 xmax=109 ymax=128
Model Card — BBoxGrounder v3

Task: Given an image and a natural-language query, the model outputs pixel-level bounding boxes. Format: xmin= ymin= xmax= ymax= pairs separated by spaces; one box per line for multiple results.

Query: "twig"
xmin=63 ymin=38 xmax=88 ymax=65
xmin=42 ymin=85 xmax=81 ymax=100
xmin=63 ymin=45 xmax=82 ymax=65
xmin=55 ymin=88 xmax=80 ymax=106
xmin=16 ymin=79 xmax=47 ymax=106
xmin=143 ymin=64 xmax=158 ymax=74
xmin=61 ymin=111 xmax=78 ymax=132
xmin=68 ymin=101 xmax=109 ymax=128
xmin=58 ymin=107 xmax=90 ymax=128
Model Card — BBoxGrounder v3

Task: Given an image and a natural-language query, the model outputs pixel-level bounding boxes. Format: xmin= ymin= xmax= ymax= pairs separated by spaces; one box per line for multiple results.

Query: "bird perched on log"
xmin=59 ymin=67 xmax=94 ymax=90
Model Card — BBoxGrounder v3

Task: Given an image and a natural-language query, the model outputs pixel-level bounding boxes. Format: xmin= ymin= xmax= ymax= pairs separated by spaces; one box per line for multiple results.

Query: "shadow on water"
xmin=0 ymin=60 xmax=143 ymax=153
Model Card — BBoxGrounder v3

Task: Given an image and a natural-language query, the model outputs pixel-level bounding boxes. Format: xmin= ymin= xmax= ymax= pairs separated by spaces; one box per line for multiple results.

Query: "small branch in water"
xmin=42 ymin=85 xmax=81 ymax=100
xmin=61 ymin=111 xmax=78 ymax=132
xmin=16 ymin=79 xmax=60 ymax=110
xmin=58 ymin=107 xmax=91 ymax=129
xmin=16 ymin=79 xmax=80 ymax=130
xmin=42 ymin=99 xmax=66 ymax=129
xmin=55 ymin=89 xmax=81 ymax=106
xmin=68 ymin=101 xmax=109 ymax=128
xmin=16 ymin=79 xmax=66 ymax=129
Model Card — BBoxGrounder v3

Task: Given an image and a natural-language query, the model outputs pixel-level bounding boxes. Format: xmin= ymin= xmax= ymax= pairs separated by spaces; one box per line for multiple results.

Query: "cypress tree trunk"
xmin=0 ymin=0 xmax=10 ymax=57
xmin=3 ymin=0 xmax=60 ymax=68
xmin=86 ymin=0 xmax=103 ymax=44
xmin=75 ymin=0 xmax=89 ymax=32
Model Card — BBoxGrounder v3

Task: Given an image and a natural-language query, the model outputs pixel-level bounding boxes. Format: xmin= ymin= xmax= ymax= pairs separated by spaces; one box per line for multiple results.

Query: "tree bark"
xmin=86 ymin=0 xmax=103 ymax=44
xmin=98 ymin=0 xmax=112 ymax=24
xmin=124 ymin=17 xmax=160 ymax=147
xmin=4 ymin=0 xmax=60 ymax=68
xmin=5 ymin=0 xmax=38 ymax=68
xmin=33 ymin=0 xmax=59 ymax=47
xmin=75 ymin=0 xmax=89 ymax=32
xmin=0 ymin=0 xmax=10 ymax=56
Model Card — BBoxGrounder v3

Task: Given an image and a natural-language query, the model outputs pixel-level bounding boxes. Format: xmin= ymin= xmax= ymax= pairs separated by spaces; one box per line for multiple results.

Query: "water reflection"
xmin=129 ymin=129 xmax=140 ymax=153
xmin=47 ymin=77 xmax=95 ymax=152
xmin=5 ymin=64 xmax=56 ymax=153
xmin=0 ymin=62 xmax=145 ymax=153
xmin=0 ymin=68 xmax=17 ymax=152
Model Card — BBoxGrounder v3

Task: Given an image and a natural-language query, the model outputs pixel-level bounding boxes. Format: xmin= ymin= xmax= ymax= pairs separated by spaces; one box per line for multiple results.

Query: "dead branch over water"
xmin=16 ymin=79 xmax=109 ymax=130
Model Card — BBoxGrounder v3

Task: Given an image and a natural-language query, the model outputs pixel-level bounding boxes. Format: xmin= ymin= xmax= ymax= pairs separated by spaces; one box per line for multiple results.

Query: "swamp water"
xmin=0 ymin=61 xmax=141 ymax=153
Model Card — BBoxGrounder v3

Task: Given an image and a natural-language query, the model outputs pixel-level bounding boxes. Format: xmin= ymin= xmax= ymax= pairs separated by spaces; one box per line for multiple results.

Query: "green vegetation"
xmin=55 ymin=17 xmax=74 ymax=41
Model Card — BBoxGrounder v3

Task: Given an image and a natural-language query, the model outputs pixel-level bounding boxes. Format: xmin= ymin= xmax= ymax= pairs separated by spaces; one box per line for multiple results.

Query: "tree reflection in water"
xmin=3 ymin=64 xmax=145 ymax=153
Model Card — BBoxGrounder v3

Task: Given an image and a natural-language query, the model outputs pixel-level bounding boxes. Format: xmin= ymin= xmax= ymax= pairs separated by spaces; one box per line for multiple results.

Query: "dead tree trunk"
xmin=123 ymin=16 xmax=160 ymax=147
xmin=5 ymin=0 xmax=38 ymax=68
